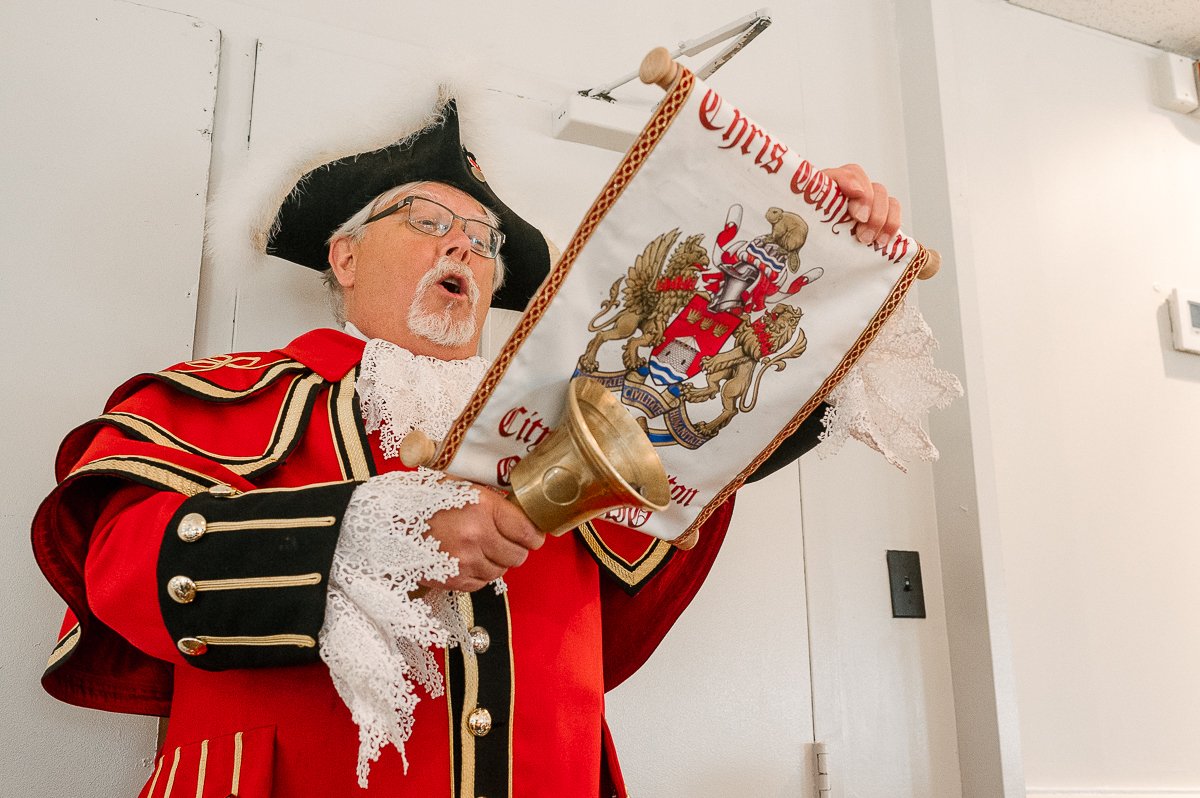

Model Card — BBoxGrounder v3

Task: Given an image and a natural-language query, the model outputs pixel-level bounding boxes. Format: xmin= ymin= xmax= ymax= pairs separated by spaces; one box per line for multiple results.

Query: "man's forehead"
xmin=406 ymin=182 xmax=489 ymax=220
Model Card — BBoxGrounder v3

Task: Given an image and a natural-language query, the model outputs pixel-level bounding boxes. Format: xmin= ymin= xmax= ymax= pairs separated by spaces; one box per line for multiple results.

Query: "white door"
xmin=2 ymin=0 xmax=219 ymax=794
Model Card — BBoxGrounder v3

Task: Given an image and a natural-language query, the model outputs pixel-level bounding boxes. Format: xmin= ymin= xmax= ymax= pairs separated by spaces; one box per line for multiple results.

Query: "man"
xmin=32 ymin=96 xmax=902 ymax=797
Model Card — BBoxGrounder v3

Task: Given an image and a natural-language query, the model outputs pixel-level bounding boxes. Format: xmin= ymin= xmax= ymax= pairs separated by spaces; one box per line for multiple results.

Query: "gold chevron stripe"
xmin=46 ymin=623 xmax=81 ymax=669
xmin=579 ymin=522 xmax=673 ymax=587
xmin=329 ymin=367 xmax=373 ymax=480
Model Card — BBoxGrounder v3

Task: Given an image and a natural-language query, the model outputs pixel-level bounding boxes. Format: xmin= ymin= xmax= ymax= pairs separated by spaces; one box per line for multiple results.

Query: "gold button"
xmin=466 ymin=707 xmax=492 ymax=737
xmin=207 ymin=484 xmax=238 ymax=498
xmin=167 ymin=575 xmax=197 ymax=604
xmin=177 ymin=637 xmax=207 ymax=656
xmin=177 ymin=512 xmax=207 ymax=542
xmin=468 ymin=625 xmax=490 ymax=654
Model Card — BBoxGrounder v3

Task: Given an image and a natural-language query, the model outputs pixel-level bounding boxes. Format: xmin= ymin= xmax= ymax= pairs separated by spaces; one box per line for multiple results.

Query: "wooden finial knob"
xmin=639 ymin=47 xmax=680 ymax=91
xmin=917 ymin=249 xmax=942 ymax=280
xmin=398 ymin=430 xmax=437 ymax=468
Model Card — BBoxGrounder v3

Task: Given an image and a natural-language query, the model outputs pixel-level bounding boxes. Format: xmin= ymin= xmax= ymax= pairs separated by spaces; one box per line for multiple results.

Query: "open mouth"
xmin=438 ymin=274 xmax=468 ymax=297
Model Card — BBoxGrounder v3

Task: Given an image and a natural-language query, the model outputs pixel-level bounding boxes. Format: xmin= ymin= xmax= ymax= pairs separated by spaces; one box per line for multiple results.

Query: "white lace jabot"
xmin=355 ymin=336 xmax=489 ymax=460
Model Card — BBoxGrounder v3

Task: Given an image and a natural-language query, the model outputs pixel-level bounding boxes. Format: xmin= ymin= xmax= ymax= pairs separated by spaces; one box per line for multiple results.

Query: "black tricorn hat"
xmin=265 ymin=99 xmax=549 ymax=312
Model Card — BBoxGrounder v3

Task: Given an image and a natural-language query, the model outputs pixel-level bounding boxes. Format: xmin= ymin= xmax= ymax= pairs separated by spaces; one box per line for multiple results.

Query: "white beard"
xmin=406 ymin=257 xmax=481 ymax=347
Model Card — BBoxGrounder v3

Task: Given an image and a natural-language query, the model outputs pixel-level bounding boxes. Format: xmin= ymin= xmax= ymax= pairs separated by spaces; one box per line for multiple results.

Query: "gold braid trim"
xmin=579 ymin=522 xmax=673 ymax=587
xmin=68 ymin=456 xmax=224 ymax=497
xmin=46 ymin=623 xmax=81 ymax=669
xmin=155 ymin=359 xmax=306 ymax=399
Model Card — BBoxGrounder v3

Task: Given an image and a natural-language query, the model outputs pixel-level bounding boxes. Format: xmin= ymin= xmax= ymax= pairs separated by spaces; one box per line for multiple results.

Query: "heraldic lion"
xmin=578 ymin=229 xmax=709 ymax=373
xmin=682 ymin=303 xmax=807 ymax=437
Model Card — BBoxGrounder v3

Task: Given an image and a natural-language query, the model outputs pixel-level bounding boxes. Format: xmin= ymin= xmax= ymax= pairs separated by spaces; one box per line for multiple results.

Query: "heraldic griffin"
xmin=578 ymin=229 xmax=709 ymax=373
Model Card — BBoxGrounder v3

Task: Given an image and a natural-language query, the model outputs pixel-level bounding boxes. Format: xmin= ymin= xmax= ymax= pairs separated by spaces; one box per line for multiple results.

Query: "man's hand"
xmin=821 ymin=163 xmax=902 ymax=248
xmin=423 ymin=485 xmax=545 ymax=592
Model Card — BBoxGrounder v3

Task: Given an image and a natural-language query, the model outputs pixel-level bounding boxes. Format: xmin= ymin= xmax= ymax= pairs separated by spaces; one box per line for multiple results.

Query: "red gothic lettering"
xmin=737 ymin=123 xmax=764 ymax=156
xmin=790 ymin=159 xmax=813 ymax=194
xmin=498 ymin=406 xmax=554 ymax=452
xmin=496 ymin=456 xmax=520 ymax=487
xmin=498 ymin=406 xmax=527 ymax=438
xmin=831 ymin=209 xmax=856 ymax=236
xmin=667 ymin=475 xmax=700 ymax=507
xmin=804 ymin=172 xmax=832 ymax=207
xmin=720 ymin=108 xmax=752 ymax=150
xmin=760 ymin=141 xmax=787 ymax=175
xmin=699 ymin=89 xmax=723 ymax=130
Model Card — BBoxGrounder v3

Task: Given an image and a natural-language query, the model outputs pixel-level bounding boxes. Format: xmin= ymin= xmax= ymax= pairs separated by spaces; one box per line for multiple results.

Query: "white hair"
xmin=322 ymin=180 xmax=506 ymax=324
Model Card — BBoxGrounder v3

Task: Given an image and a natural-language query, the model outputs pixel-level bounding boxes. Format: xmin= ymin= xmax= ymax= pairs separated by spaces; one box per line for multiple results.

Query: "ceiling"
xmin=1007 ymin=0 xmax=1200 ymax=58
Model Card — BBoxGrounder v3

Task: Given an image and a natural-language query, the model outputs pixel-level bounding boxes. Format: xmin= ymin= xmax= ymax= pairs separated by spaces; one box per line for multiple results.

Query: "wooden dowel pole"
xmin=917 ymin=249 xmax=941 ymax=280
xmin=398 ymin=430 xmax=437 ymax=468
xmin=639 ymin=47 xmax=681 ymax=91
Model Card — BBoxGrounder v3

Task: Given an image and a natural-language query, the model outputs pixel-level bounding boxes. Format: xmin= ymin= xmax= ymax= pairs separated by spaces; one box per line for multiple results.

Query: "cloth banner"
xmin=434 ymin=68 xmax=933 ymax=544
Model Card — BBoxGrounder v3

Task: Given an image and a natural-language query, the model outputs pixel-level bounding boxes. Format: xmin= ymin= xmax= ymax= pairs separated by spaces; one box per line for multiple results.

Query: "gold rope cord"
xmin=432 ymin=69 xmax=697 ymax=470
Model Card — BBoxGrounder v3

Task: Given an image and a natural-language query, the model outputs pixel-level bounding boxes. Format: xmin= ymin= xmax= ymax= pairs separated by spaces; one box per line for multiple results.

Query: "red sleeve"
xmin=85 ymin=484 xmax=188 ymax=665
xmin=600 ymin=496 xmax=735 ymax=691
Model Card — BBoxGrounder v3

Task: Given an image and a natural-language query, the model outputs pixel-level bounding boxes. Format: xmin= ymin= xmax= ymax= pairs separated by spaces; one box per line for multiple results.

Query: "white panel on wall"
xmin=787 ymin=2 xmax=965 ymax=795
xmin=1 ymin=0 xmax=218 ymax=795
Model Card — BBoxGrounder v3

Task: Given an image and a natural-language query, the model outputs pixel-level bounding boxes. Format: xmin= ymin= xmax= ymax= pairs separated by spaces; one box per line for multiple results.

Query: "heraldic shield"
xmin=432 ymin=66 xmax=936 ymax=545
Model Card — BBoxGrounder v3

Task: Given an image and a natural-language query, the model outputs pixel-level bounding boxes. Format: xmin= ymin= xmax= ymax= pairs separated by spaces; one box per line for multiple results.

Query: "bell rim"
xmin=566 ymin=377 xmax=670 ymax=512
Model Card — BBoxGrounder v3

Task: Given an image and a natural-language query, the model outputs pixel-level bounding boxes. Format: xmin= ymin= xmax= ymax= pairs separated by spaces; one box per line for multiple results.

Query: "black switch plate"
xmin=886 ymin=550 xmax=926 ymax=619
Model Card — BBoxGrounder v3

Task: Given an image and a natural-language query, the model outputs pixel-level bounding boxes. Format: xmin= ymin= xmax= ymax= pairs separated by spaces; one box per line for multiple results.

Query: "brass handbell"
xmin=508 ymin=377 xmax=669 ymax=535
xmin=400 ymin=377 xmax=670 ymax=536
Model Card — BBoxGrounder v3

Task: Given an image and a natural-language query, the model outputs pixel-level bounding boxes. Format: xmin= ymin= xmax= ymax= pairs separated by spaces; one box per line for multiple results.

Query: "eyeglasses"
xmin=363 ymin=195 xmax=505 ymax=259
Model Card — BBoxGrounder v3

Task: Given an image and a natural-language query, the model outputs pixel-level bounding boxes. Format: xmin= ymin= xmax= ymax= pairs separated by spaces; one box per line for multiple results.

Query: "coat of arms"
xmin=575 ymin=204 xmax=822 ymax=449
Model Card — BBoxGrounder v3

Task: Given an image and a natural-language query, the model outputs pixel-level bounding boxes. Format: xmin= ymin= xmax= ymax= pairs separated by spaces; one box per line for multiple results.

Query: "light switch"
xmin=886 ymin=550 xmax=926 ymax=619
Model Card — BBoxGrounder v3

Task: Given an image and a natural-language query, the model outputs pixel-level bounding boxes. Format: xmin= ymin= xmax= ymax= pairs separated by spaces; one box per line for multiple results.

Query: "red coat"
xmin=32 ymin=328 xmax=735 ymax=798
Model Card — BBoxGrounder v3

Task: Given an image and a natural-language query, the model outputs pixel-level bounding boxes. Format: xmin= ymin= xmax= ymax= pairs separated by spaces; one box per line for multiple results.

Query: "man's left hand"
xmin=821 ymin=163 xmax=902 ymax=248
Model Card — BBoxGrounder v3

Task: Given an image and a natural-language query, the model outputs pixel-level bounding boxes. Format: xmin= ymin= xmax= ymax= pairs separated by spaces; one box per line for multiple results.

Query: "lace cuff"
xmin=817 ymin=300 xmax=962 ymax=471
xmin=317 ymin=469 xmax=476 ymax=787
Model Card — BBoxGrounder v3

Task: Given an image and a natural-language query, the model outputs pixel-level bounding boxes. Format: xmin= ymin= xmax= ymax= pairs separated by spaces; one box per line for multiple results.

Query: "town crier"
xmin=30 ymin=86 xmax=904 ymax=797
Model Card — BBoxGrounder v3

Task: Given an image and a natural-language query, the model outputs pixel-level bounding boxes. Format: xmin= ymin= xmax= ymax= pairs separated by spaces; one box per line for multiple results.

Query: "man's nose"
xmin=438 ymin=221 xmax=474 ymax=262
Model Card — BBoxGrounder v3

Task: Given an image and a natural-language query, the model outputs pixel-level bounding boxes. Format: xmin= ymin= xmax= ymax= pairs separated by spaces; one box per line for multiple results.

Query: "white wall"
xmin=916 ymin=0 xmax=1200 ymax=793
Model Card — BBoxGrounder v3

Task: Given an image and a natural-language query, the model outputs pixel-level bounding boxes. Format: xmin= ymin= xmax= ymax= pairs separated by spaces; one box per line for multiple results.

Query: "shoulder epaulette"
xmin=67 ymin=352 xmax=329 ymax=483
xmin=115 ymin=351 xmax=310 ymax=406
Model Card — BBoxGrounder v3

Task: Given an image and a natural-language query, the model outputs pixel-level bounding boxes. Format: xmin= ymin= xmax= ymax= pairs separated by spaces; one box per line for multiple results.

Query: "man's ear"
xmin=328 ymin=237 xmax=356 ymax=287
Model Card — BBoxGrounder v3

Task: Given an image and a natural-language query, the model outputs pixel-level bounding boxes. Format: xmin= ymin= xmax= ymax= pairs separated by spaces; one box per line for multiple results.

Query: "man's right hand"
xmin=422 ymin=485 xmax=546 ymax=592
